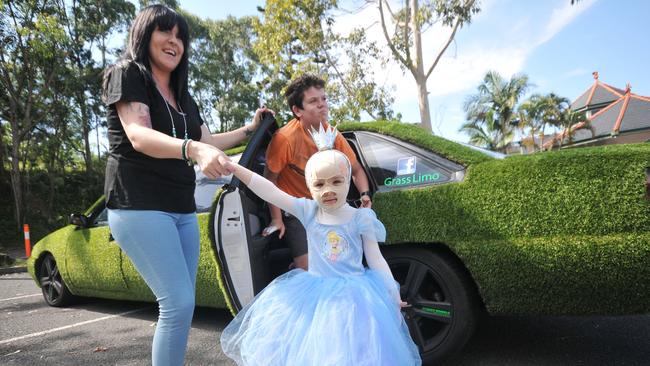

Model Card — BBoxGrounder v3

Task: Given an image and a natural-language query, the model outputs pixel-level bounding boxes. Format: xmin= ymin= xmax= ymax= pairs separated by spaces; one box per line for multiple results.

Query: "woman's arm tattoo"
xmin=125 ymin=102 xmax=152 ymax=128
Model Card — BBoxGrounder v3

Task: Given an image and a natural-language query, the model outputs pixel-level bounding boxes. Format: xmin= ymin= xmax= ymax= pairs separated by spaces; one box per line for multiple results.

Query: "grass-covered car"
xmin=27 ymin=117 xmax=650 ymax=363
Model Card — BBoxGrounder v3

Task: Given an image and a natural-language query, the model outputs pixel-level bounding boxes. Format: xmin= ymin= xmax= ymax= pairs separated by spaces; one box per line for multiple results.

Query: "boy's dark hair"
xmin=102 ymin=4 xmax=190 ymax=103
xmin=284 ymin=73 xmax=326 ymax=116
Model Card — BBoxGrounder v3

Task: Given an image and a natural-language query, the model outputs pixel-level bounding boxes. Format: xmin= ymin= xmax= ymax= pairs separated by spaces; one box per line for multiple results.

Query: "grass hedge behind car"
xmin=341 ymin=121 xmax=650 ymax=315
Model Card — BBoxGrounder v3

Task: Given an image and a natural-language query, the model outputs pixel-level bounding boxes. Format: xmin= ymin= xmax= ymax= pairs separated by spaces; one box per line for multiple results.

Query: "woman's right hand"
xmin=189 ymin=141 xmax=231 ymax=179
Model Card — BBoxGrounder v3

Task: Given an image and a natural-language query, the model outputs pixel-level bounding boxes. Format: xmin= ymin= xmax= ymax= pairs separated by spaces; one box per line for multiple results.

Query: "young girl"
xmin=220 ymin=125 xmax=421 ymax=366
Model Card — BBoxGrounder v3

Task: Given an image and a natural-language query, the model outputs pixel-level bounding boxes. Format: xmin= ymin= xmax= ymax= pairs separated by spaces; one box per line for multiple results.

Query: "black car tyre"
xmin=39 ymin=253 xmax=75 ymax=307
xmin=383 ymin=246 xmax=480 ymax=365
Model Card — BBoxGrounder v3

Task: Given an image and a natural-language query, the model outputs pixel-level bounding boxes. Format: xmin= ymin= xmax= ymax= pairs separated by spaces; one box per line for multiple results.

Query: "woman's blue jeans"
xmin=108 ymin=209 xmax=200 ymax=366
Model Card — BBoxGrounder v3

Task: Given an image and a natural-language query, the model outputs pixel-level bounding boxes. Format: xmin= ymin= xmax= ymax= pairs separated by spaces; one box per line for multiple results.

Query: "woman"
xmin=101 ymin=5 xmax=267 ymax=365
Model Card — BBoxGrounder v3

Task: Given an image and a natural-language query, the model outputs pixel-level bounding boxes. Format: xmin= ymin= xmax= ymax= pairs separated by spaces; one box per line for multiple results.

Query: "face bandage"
xmin=305 ymin=124 xmax=352 ymax=212
xmin=306 ymin=150 xmax=351 ymax=212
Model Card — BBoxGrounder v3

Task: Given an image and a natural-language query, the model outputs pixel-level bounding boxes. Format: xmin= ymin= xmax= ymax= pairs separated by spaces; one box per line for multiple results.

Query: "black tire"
xmin=383 ymin=246 xmax=480 ymax=365
xmin=39 ymin=254 xmax=75 ymax=307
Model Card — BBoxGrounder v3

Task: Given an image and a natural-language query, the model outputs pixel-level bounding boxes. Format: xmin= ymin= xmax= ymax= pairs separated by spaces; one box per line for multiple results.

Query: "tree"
xmin=0 ymin=0 xmax=68 ymax=230
xmin=554 ymin=109 xmax=592 ymax=148
xmin=56 ymin=0 xmax=133 ymax=176
xmin=516 ymin=93 xmax=569 ymax=152
xmin=253 ymin=0 xmax=396 ymax=123
xmin=376 ymin=0 xmax=480 ymax=132
xmin=0 ymin=0 xmax=132 ymax=232
xmin=184 ymin=14 xmax=262 ymax=132
xmin=459 ymin=110 xmax=505 ymax=151
xmin=461 ymin=71 xmax=530 ymax=152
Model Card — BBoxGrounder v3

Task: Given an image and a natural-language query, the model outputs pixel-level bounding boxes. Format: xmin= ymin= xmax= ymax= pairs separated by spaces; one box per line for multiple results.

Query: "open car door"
xmin=210 ymin=113 xmax=280 ymax=310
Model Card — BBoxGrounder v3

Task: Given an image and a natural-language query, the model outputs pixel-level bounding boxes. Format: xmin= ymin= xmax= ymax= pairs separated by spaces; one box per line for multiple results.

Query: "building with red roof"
xmin=546 ymin=72 xmax=650 ymax=149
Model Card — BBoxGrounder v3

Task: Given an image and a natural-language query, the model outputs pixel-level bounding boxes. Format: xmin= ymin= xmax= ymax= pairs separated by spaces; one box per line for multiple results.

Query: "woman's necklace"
xmin=156 ymin=85 xmax=188 ymax=139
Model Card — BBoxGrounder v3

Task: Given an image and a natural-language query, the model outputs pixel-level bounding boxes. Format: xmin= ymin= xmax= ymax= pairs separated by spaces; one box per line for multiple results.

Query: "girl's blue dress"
xmin=221 ymin=199 xmax=422 ymax=366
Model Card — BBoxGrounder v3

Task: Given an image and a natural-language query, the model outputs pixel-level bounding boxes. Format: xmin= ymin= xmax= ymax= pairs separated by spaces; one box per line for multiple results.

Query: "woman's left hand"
xmin=250 ymin=106 xmax=275 ymax=131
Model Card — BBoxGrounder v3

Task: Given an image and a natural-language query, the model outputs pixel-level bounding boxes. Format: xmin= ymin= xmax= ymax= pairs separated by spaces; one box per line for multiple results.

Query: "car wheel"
xmin=383 ymin=246 xmax=479 ymax=364
xmin=39 ymin=254 xmax=75 ymax=307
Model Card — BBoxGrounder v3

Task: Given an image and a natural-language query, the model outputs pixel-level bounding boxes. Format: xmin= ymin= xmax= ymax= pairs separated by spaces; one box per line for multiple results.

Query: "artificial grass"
xmin=362 ymin=124 xmax=650 ymax=315
xmin=453 ymin=232 xmax=650 ymax=315
xmin=28 ymin=208 xmax=228 ymax=308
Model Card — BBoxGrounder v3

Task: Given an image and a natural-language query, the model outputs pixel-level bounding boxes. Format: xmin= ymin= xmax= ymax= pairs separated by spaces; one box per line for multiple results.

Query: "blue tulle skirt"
xmin=220 ymin=269 xmax=421 ymax=366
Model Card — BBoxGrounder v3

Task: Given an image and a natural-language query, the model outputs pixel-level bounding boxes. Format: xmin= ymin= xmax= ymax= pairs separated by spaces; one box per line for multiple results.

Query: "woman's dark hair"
xmin=102 ymin=4 xmax=190 ymax=103
xmin=284 ymin=73 xmax=326 ymax=116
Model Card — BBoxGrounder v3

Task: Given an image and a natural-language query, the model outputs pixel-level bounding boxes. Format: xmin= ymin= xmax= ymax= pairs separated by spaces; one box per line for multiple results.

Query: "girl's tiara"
xmin=309 ymin=123 xmax=338 ymax=151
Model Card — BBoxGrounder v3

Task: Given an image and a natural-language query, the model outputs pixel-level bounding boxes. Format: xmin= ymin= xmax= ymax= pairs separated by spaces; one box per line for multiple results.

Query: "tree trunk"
xmin=409 ymin=0 xmax=432 ymax=132
xmin=9 ymin=124 xmax=23 ymax=231
xmin=415 ymin=74 xmax=432 ymax=133
xmin=78 ymin=91 xmax=93 ymax=176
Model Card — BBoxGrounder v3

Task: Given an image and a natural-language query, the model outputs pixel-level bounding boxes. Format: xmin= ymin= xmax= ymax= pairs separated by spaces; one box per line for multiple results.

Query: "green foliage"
xmin=461 ymin=70 xmax=531 ymax=150
xmin=253 ymin=0 xmax=395 ymax=122
xmin=0 ymin=166 xmax=105 ymax=247
xmin=0 ymin=0 xmax=132 ymax=232
xmin=185 ymin=14 xmax=261 ymax=132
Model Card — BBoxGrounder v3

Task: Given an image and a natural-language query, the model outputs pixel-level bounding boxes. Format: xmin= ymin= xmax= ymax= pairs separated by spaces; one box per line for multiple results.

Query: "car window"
xmin=194 ymin=154 xmax=241 ymax=213
xmin=355 ymin=132 xmax=464 ymax=192
xmin=91 ymin=208 xmax=108 ymax=227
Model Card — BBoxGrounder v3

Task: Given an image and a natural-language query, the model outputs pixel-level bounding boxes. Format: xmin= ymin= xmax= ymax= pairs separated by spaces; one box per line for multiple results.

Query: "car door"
xmin=212 ymin=113 xmax=279 ymax=310
xmin=64 ymin=204 xmax=130 ymax=295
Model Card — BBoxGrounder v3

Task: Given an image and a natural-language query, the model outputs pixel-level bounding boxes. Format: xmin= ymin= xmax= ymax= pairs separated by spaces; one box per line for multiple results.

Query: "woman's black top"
xmin=104 ymin=63 xmax=203 ymax=213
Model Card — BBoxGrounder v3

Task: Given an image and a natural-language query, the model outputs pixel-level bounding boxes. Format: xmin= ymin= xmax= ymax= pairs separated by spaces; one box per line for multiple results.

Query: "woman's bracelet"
xmin=181 ymin=139 xmax=193 ymax=165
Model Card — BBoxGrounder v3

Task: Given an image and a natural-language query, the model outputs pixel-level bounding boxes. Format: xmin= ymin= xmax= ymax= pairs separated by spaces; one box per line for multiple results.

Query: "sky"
xmin=177 ymin=0 xmax=650 ymax=143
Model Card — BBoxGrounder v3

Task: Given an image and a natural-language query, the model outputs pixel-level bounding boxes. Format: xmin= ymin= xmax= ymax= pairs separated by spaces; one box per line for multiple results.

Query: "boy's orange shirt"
xmin=265 ymin=119 xmax=358 ymax=199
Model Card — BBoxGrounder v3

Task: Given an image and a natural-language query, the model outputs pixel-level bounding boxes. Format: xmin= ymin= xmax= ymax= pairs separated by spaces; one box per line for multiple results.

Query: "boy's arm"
xmin=226 ymin=161 xmax=298 ymax=217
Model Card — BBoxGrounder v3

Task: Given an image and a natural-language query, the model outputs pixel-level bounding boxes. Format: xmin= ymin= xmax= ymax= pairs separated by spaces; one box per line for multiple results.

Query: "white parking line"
xmin=0 ymin=294 xmax=41 ymax=302
xmin=0 ymin=307 xmax=151 ymax=345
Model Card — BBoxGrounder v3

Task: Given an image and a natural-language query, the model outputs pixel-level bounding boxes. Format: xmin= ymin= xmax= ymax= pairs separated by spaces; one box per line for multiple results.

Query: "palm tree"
xmin=517 ymin=93 xmax=571 ymax=152
xmin=459 ymin=109 xmax=514 ymax=151
xmin=555 ymin=109 xmax=593 ymax=148
xmin=462 ymin=71 xmax=531 ymax=152
xmin=516 ymin=96 xmax=544 ymax=152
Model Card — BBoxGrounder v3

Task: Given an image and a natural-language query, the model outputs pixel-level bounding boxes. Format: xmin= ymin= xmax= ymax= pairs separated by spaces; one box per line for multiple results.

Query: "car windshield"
xmin=194 ymin=154 xmax=241 ymax=213
xmin=454 ymin=141 xmax=506 ymax=159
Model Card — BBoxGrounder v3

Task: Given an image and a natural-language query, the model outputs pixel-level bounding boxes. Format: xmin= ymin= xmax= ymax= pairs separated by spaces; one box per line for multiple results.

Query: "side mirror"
xmin=69 ymin=213 xmax=88 ymax=228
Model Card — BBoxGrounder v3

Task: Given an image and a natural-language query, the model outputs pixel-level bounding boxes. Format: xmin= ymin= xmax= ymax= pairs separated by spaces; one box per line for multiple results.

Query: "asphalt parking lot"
xmin=2 ymin=272 xmax=649 ymax=365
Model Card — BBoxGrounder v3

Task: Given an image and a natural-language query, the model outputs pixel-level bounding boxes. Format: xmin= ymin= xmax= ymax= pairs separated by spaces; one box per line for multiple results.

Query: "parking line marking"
xmin=0 ymin=307 xmax=151 ymax=345
xmin=0 ymin=294 xmax=41 ymax=302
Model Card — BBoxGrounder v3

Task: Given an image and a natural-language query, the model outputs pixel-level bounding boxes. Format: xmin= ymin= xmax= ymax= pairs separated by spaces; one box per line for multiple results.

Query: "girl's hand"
xmin=263 ymin=218 xmax=285 ymax=238
xmin=399 ymin=300 xmax=411 ymax=308
xmin=190 ymin=141 xmax=231 ymax=179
